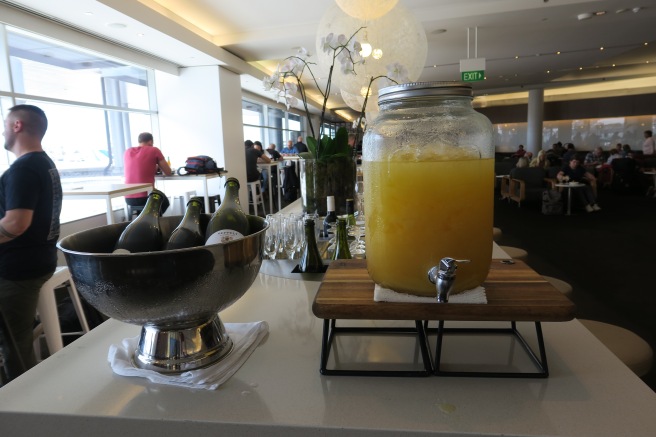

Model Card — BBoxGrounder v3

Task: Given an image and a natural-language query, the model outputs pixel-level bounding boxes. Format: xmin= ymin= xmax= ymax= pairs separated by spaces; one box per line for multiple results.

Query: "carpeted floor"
xmin=494 ymin=182 xmax=656 ymax=391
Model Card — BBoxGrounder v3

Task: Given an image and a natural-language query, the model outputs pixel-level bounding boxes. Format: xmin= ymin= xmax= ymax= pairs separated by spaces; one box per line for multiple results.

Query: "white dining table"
xmin=155 ymin=172 xmax=226 ymax=213
xmin=62 ymin=182 xmax=153 ymax=224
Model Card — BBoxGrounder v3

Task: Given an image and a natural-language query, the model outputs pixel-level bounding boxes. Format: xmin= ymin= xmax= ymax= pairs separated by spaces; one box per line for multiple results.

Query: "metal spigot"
xmin=428 ymin=258 xmax=470 ymax=303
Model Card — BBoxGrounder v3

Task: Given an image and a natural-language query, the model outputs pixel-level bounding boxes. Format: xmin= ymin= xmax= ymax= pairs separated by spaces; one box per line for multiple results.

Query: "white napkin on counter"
xmin=108 ymin=321 xmax=269 ymax=390
xmin=374 ymin=285 xmax=487 ymax=304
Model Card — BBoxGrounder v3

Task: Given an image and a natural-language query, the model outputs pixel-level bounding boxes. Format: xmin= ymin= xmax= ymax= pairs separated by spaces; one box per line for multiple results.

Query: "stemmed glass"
xmin=264 ymin=214 xmax=280 ymax=259
xmin=282 ymin=214 xmax=299 ymax=259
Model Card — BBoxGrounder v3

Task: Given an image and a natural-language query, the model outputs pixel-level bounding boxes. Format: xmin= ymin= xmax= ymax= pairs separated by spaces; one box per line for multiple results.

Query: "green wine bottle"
xmin=114 ymin=189 xmax=166 ymax=253
xmin=322 ymin=195 xmax=337 ymax=238
xmin=205 ymin=177 xmax=250 ymax=245
xmin=331 ymin=217 xmax=352 ymax=260
xmin=165 ymin=197 xmax=205 ymax=250
xmin=345 ymin=198 xmax=356 ymax=227
xmin=299 ymin=218 xmax=325 ymax=273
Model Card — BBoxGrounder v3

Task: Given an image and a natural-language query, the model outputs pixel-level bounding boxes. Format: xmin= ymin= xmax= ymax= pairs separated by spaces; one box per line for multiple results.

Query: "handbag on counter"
xmin=177 ymin=155 xmax=221 ymax=175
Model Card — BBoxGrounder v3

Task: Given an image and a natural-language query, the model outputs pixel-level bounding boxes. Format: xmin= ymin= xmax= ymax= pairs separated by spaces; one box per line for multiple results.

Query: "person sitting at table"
xmin=584 ymin=147 xmax=605 ymax=167
xmin=294 ymin=136 xmax=308 ymax=153
xmin=281 ymin=139 xmax=299 ymax=155
xmin=561 ymin=143 xmax=577 ymax=165
xmin=529 ymin=150 xmax=549 ymax=168
xmin=245 ymin=140 xmax=271 ymax=194
xmin=557 ymin=158 xmax=600 ymax=212
xmin=266 ymin=143 xmax=282 ymax=161
xmin=511 ymin=144 xmax=526 ymax=158
xmin=124 ymin=132 xmax=171 ymax=213
xmin=515 ymin=156 xmax=529 ymax=168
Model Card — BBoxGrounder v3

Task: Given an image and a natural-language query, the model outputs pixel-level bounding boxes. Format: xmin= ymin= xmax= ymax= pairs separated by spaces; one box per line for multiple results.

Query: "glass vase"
xmin=300 ymin=156 xmax=356 ymax=216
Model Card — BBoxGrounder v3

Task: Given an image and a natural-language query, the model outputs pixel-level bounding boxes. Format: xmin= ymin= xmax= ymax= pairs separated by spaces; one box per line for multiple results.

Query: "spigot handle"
xmin=428 ymin=258 xmax=470 ymax=303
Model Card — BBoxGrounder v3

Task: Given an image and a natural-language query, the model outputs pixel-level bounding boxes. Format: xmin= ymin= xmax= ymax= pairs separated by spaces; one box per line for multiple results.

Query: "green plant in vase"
xmin=263 ymin=29 xmax=408 ymax=215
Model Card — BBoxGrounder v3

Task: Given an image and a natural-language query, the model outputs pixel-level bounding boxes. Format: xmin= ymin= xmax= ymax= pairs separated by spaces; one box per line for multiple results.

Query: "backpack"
xmin=542 ymin=189 xmax=563 ymax=215
xmin=177 ymin=155 xmax=219 ymax=175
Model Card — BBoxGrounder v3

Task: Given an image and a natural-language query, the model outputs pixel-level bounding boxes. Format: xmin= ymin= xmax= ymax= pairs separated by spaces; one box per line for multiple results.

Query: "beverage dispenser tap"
xmin=428 ymin=258 xmax=470 ymax=303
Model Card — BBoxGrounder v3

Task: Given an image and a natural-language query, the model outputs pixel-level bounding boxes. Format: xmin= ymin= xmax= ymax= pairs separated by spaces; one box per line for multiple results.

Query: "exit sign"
xmin=462 ymin=70 xmax=484 ymax=82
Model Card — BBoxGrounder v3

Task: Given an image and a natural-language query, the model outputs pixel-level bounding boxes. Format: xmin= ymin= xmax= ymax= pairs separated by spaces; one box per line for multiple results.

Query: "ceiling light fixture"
xmin=594 ymin=11 xmax=606 ymax=16
xmin=372 ymin=48 xmax=383 ymax=59
xmin=577 ymin=12 xmax=593 ymax=20
xmin=106 ymin=22 xmax=127 ymax=29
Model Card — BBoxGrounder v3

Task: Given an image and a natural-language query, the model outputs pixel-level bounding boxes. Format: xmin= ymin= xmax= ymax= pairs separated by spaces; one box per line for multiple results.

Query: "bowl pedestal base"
xmin=134 ymin=314 xmax=234 ymax=373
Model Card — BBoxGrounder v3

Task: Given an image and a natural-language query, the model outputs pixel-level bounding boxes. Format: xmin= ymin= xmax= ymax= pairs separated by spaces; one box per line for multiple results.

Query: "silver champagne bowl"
xmin=57 ymin=215 xmax=267 ymax=373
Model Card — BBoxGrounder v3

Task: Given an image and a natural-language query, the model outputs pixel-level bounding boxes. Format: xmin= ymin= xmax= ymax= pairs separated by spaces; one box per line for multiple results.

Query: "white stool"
xmin=579 ymin=319 xmax=653 ymax=377
xmin=499 ymin=245 xmax=528 ymax=261
xmin=542 ymin=275 xmax=573 ymax=297
xmin=247 ymin=181 xmax=266 ymax=216
xmin=33 ymin=266 xmax=90 ymax=359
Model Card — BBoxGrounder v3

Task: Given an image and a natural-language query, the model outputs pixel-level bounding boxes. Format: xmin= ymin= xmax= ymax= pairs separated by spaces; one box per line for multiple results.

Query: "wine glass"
xmin=282 ymin=215 xmax=299 ymax=259
xmin=264 ymin=214 xmax=280 ymax=259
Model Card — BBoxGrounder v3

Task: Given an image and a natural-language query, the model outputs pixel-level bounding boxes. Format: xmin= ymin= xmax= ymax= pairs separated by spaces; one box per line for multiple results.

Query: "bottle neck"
xmin=143 ymin=190 xmax=165 ymax=215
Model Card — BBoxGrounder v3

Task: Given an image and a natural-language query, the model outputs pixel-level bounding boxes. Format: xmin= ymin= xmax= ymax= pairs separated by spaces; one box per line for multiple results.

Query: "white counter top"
xmin=1 ymin=262 xmax=655 ymax=436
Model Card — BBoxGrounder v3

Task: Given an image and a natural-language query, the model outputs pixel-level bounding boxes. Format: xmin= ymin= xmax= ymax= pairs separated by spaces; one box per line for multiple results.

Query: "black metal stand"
xmin=428 ymin=320 xmax=549 ymax=378
xmin=318 ymin=318 xmax=549 ymax=378
xmin=319 ymin=319 xmax=433 ymax=377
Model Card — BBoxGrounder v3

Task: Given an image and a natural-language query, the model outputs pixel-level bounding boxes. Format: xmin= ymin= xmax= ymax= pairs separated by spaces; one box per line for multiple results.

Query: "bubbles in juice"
xmin=364 ymin=157 xmax=494 ymax=296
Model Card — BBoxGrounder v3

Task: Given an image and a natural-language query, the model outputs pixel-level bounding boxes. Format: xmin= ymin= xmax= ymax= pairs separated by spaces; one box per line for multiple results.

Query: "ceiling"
xmin=2 ymin=0 xmax=656 ymax=121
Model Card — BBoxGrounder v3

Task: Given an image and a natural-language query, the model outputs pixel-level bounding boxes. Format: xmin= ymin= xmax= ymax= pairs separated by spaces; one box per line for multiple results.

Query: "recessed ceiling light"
xmin=84 ymin=11 xmax=93 ymax=16
xmin=600 ymin=46 xmax=604 ymax=51
xmin=556 ymin=51 xmax=561 ymax=55
xmin=577 ymin=12 xmax=593 ymax=20
xmin=137 ymin=33 xmax=145 ymax=37
xmin=594 ymin=11 xmax=606 ymax=16
xmin=431 ymin=29 xmax=447 ymax=35
xmin=632 ymin=7 xmax=642 ymax=13
xmin=615 ymin=9 xmax=628 ymax=14
xmin=106 ymin=22 xmax=127 ymax=29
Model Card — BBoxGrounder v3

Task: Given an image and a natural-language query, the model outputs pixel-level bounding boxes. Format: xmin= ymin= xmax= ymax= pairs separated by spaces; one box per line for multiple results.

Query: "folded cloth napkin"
xmin=374 ymin=285 xmax=487 ymax=304
xmin=108 ymin=321 xmax=269 ymax=390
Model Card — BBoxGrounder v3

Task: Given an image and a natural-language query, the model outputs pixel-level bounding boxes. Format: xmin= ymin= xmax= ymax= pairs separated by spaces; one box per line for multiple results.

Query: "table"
xmin=1 ymin=262 xmax=655 ymax=436
xmin=555 ymin=182 xmax=586 ymax=215
xmin=155 ymin=172 xmax=226 ymax=213
xmin=258 ymin=162 xmax=282 ymax=213
xmin=62 ymin=183 xmax=153 ymax=224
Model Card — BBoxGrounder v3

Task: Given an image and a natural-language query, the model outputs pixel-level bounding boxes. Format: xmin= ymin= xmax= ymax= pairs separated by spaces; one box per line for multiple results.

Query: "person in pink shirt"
xmin=124 ymin=132 xmax=171 ymax=210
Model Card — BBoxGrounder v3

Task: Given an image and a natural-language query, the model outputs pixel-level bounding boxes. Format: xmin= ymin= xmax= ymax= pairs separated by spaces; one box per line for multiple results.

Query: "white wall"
xmin=155 ymin=66 xmax=247 ymax=206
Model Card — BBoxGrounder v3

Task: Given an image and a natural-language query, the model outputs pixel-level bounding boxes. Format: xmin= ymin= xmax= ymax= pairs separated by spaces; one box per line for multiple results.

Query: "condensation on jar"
xmin=362 ymin=81 xmax=494 ymax=297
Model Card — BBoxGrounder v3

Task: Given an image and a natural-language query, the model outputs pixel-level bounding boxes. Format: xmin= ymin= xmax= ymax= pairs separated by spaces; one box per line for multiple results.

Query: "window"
xmin=1 ymin=25 xmax=157 ymax=179
xmin=242 ymin=98 xmax=306 ymax=150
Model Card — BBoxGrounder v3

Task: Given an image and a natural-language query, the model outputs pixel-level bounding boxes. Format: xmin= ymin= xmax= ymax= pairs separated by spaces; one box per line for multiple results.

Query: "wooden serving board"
xmin=312 ymin=259 xmax=576 ymax=322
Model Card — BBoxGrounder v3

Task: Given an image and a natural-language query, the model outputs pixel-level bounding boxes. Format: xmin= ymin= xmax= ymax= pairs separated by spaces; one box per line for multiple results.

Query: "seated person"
xmin=584 ymin=147 xmax=605 ymax=167
xmin=557 ymin=158 xmax=600 ymax=212
xmin=281 ymin=139 xmax=299 ymax=155
xmin=561 ymin=143 xmax=577 ymax=164
xmin=245 ymin=139 xmax=271 ymax=193
xmin=266 ymin=143 xmax=282 ymax=161
xmin=529 ymin=150 xmax=549 ymax=168
xmin=124 ymin=132 xmax=172 ymax=213
xmin=512 ymin=144 xmax=526 ymax=158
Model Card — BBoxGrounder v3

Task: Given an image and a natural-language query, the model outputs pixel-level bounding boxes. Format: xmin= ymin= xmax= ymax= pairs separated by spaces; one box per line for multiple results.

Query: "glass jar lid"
xmin=378 ymin=81 xmax=472 ymax=105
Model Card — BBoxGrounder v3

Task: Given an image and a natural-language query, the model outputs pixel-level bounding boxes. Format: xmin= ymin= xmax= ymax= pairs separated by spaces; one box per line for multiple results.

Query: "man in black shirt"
xmin=294 ymin=135 xmax=308 ymax=154
xmin=245 ymin=140 xmax=270 ymax=192
xmin=0 ymin=104 xmax=62 ymax=379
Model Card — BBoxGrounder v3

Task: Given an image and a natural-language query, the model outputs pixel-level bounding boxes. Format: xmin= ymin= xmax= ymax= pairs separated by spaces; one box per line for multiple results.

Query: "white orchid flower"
xmin=386 ymin=62 xmax=409 ymax=83
xmin=320 ymin=33 xmax=334 ymax=54
xmin=336 ymin=34 xmax=347 ymax=47
xmin=340 ymin=58 xmax=355 ymax=75
xmin=285 ymin=95 xmax=298 ymax=110
xmin=297 ymin=47 xmax=309 ymax=59
xmin=284 ymin=81 xmax=298 ymax=95
xmin=262 ymin=74 xmax=277 ymax=91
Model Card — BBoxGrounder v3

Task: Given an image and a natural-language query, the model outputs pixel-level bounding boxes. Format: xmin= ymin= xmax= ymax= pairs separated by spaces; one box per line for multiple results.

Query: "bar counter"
xmin=0 ymin=260 xmax=655 ymax=436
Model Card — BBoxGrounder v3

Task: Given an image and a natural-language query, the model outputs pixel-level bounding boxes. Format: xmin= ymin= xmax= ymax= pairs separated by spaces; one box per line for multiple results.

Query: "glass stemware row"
xmin=264 ymin=212 xmax=319 ymax=260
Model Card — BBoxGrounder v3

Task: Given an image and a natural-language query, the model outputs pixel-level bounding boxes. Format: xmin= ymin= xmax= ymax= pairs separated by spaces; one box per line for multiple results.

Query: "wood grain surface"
xmin=312 ymin=259 xmax=576 ymax=322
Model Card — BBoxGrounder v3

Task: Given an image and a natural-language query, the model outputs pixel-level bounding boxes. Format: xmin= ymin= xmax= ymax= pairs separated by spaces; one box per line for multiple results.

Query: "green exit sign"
xmin=461 ymin=70 xmax=484 ymax=82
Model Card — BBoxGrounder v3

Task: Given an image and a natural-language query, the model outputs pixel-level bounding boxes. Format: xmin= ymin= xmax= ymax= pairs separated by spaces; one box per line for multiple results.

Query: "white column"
xmin=527 ymin=88 xmax=544 ymax=155
xmin=155 ymin=66 xmax=246 ymax=207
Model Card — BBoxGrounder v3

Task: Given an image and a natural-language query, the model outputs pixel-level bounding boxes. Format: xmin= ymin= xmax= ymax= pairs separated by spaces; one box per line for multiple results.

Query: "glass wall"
xmin=242 ymin=98 xmax=305 ymax=150
xmin=493 ymin=115 xmax=656 ymax=153
xmin=0 ymin=25 xmax=157 ymax=178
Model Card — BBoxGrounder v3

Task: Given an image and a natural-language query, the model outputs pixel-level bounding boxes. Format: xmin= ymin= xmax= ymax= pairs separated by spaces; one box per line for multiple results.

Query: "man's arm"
xmin=157 ymin=157 xmax=173 ymax=176
xmin=258 ymin=153 xmax=271 ymax=164
xmin=0 ymin=209 xmax=33 ymax=244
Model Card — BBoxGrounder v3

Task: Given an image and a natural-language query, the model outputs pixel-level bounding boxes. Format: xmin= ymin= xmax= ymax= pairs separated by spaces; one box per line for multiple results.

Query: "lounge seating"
xmin=507 ymin=167 xmax=549 ymax=206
